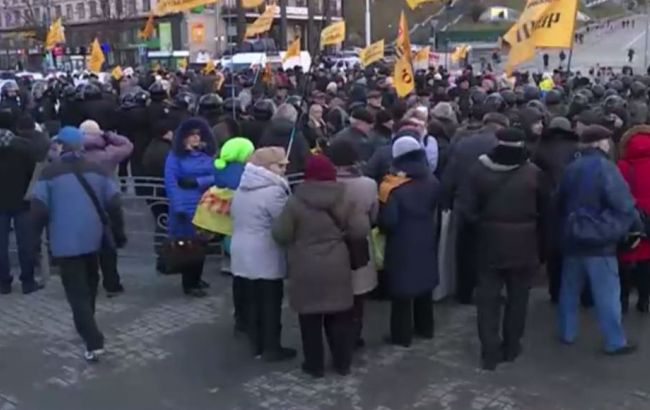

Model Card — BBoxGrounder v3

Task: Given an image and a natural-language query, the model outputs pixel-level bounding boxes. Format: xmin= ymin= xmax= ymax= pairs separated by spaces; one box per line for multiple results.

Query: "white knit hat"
xmin=79 ymin=120 xmax=102 ymax=135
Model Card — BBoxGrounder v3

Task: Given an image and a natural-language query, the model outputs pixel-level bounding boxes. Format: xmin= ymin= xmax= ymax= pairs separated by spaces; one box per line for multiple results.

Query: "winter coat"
xmin=618 ymin=125 xmax=650 ymax=263
xmin=143 ymin=137 xmax=172 ymax=178
xmin=164 ymin=118 xmax=216 ymax=238
xmin=82 ymin=131 xmax=134 ymax=175
xmin=82 ymin=98 xmax=118 ymax=131
xmin=368 ymin=124 xmax=392 ymax=152
xmin=303 ymin=119 xmax=328 ymax=150
xmin=364 ymin=144 xmax=392 ymax=183
xmin=337 ymin=167 xmax=379 ymax=295
xmin=240 ymin=119 xmax=270 ymax=147
xmin=272 ymin=181 xmax=369 ymax=314
xmin=258 ymin=118 xmax=310 ymax=175
xmin=458 ymin=151 xmax=547 ymax=269
xmin=332 ymin=125 xmax=374 ymax=162
xmin=533 ymin=127 xmax=579 ymax=189
xmin=231 ymin=164 xmax=291 ymax=280
xmin=115 ymin=106 xmax=150 ymax=175
xmin=0 ymin=129 xmax=48 ymax=212
xmin=31 ymin=153 xmax=124 ymax=258
xmin=557 ymin=147 xmax=642 ymax=257
xmin=379 ymin=151 xmax=440 ymax=297
xmin=441 ymin=124 xmax=500 ymax=209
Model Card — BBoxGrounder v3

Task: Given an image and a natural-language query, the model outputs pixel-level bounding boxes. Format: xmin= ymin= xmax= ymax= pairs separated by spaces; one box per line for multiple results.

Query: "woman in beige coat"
xmin=326 ymin=139 xmax=378 ymax=348
xmin=272 ymin=154 xmax=369 ymax=378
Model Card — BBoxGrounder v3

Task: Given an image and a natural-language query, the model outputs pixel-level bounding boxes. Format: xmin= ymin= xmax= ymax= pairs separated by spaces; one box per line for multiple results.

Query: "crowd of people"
xmin=1 ymin=55 xmax=650 ymax=375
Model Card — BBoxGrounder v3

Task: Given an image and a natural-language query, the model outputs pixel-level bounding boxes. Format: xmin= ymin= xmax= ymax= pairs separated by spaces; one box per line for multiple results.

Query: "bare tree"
xmin=307 ymin=0 xmax=316 ymax=54
xmin=236 ymin=0 xmax=246 ymax=45
xmin=18 ymin=0 xmax=48 ymax=44
xmin=279 ymin=0 xmax=287 ymax=47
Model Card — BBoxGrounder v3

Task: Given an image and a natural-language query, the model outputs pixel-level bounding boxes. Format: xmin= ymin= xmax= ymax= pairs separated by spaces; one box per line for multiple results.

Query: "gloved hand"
xmin=621 ymin=232 xmax=644 ymax=251
xmin=177 ymin=177 xmax=199 ymax=189
xmin=114 ymin=231 xmax=128 ymax=249
xmin=175 ymin=212 xmax=190 ymax=223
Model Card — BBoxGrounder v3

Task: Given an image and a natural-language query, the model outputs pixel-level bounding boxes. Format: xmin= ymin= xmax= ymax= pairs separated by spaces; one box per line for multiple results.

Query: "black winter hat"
xmin=576 ymin=109 xmax=601 ymax=125
xmin=495 ymin=127 xmax=525 ymax=144
xmin=375 ymin=109 xmax=392 ymax=125
xmin=580 ymin=124 xmax=613 ymax=144
xmin=326 ymin=138 xmax=360 ymax=166
xmin=351 ymin=107 xmax=374 ymax=124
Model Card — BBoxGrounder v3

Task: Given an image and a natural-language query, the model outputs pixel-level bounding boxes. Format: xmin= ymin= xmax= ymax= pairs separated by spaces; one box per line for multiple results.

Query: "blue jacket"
xmin=379 ymin=150 xmax=441 ymax=297
xmin=165 ymin=117 xmax=216 ymax=238
xmin=31 ymin=153 xmax=123 ymax=258
xmin=214 ymin=162 xmax=246 ymax=190
xmin=557 ymin=147 xmax=641 ymax=256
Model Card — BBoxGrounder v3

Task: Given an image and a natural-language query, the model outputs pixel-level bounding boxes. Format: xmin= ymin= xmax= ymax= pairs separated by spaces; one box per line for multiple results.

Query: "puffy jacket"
xmin=557 ymin=147 xmax=641 ymax=256
xmin=164 ymin=117 xmax=216 ymax=237
xmin=231 ymin=163 xmax=291 ymax=280
xmin=82 ymin=131 xmax=134 ymax=175
xmin=618 ymin=125 xmax=650 ymax=262
xmin=31 ymin=153 xmax=124 ymax=257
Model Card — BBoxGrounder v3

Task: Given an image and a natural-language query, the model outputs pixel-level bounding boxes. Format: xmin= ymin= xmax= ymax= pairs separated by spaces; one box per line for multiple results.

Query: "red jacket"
xmin=618 ymin=125 xmax=650 ymax=263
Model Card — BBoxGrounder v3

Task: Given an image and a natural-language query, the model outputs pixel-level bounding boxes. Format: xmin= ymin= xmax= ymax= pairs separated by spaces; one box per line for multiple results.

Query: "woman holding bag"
xmin=164 ymin=117 xmax=216 ymax=297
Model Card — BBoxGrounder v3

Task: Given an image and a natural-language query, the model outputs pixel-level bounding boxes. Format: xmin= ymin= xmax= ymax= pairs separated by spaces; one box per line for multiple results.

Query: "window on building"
xmin=13 ymin=10 xmax=19 ymax=23
xmin=23 ymin=9 xmax=29 ymax=21
xmin=4 ymin=13 xmax=10 ymax=27
xmin=142 ymin=0 xmax=150 ymax=12
xmin=54 ymin=5 xmax=62 ymax=18
xmin=125 ymin=0 xmax=135 ymax=15
xmin=76 ymin=3 xmax=85 ymax=19
xmin=115 ymin=0 xmax=123 ymax=17
xmin=89 ymin=1 xmax=97 ymax=17
xmin=65 ymin=4 xmax=73 ymax=20
xmin=34 ymin=7 xmax=41 ymax=23
xmin=100 ymin=0 xmax=109 ymax=18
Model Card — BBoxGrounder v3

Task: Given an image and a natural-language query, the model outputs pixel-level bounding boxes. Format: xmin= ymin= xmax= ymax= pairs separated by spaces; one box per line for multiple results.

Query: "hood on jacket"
xmin=172 ymin=116 xmax=216 ymax=156
xmin=620 ymin=125 xmax=650 ymax=160
xmin=294 ymin=181 xmax=343 ymax=211
xmin=392 ymin=149 xmax=430 ymax=179
xmin=239 ymin=163 xmax=289 ymax=192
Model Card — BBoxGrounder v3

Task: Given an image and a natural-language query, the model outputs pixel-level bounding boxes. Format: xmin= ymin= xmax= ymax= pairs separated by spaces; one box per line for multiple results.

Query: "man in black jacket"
xmin=0 ymin=121 xmax=49 ymax=294
xmin=457 ymin=127 xmax=548 ymax=370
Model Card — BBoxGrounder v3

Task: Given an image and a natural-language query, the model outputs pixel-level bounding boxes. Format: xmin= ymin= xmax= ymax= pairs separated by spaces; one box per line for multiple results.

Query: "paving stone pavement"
xmin=1 ymin=255 xmax=650 ymax=410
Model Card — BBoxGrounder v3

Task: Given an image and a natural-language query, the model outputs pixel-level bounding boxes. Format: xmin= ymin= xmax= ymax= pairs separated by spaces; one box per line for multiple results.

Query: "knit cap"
xmin=214 ymin=137 xmax=255 ymax=170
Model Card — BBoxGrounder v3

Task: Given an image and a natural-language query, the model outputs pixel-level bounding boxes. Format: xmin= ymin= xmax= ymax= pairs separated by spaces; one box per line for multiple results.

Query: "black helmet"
xmin=544 ymin=89 xmax=562 ymax=105
xmin=576 ymin=88 xmax=594 ymax=103
xmin=31 ymin=81 xmax=48 ymax=100
xmin=621 ymin=75 xmax=633 ymax=89
xmin=470 ymin=89 xmax=487 ymax=106
xmin=500 ymin=89 xmax=517 ymax=106
xmin=62 ymin=84 xmax=76 ymax=101
xmin=1 ymin=81 xmax=19 ymax=98
xmin=523 ymin=84 xmax=540 ymax=102
xmin=173 ymin=91 xmax=197 ymax=112
xmin=607 ymin=79 xmax=624 ymax=92
xmin=134 ymin=88 xmax=150 ymax=106
xmin=591 ymin=84 xmax=605 ymax=100
xmin=198 ymin=93 xmax=223 ymax=112
xmin=81 ymin=82 xmax=102 ymax=100
xmin=527 ymin=99 xmax=546 ymax=114
xmin=252 ymin=99 xmax=276 ymax=121
xmin=603 ymin=88 xmax=619 ymax=98
xmin=100 ymin=82 xmax=115 ymax=95
xmin=120 ymin=90 xmax=138 ymax=109
xmin=603 ymin=94 xmax=627 ymax=113
xmin=514 ymin=88 xmax=526 ymax=105
xmin=630 ymin=81 xmax=647 ymax=98
xmin=223 ymin=97 xmax=242 ymax=116
xmin=484 ymin=93 xmax=505 ymax=113
xmin=148 ymin=81 xmax=167 ymax=100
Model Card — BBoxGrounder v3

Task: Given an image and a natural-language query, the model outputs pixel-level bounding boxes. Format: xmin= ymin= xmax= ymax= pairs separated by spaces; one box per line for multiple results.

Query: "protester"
xmin=326 ymin=139 xmax=379 ymax=348
xmin=31 ymin=126 xmax=126 ymax=362
xmin=231 ymin=147 xmax=294 ymax=361
xmin=458 ymin=127 xmax=548 ymax=370
xmin=332 ymin=107 xmax=375 ymax=162
xmin=379 ymin=136 xmax=440 ymax=347
xmin=617 ymin=125 xmax=650 ymax=314
xmin=79 ymin=119 xmax=133 ymax=296
xmin=258 ymin=103 xmax=310 ymax=174
xmin=556 ymin=125 xmax=641 ymax=355
xmin=164 ymin=117 xmax=216 ymax=297
xmin=272 ymin=154 xmax=368 ymax=378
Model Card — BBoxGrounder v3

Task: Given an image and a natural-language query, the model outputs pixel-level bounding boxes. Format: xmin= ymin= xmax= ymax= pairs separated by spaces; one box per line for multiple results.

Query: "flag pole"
xmin=565 ymin=0 xmax=580 ymax=74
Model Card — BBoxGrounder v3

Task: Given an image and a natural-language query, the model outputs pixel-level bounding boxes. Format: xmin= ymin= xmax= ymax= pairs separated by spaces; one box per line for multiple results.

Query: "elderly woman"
xmin=273 ymin=154 xmax=369 ymax=378
xmin=164 ymin=117 xmax=216 ymax=297
xmin=230 ymin=147 xmax=295 ymax=361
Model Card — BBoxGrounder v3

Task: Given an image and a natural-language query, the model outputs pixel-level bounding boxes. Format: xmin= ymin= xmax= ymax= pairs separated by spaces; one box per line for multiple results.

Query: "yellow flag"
xmin=393 ymin=57 xmax=414 ymax=98
xmin=139 ymin=12 xmax=155 ymax=40
xmin=242 ymin=0 xmax=264 ymax=7
xmin=203 ymin=59 xmax=216 ymax=74
xmin=283 ymin=37 xmax=301 ymax=63
xmin=503 ymin=0 xmax=578 ymax=73
xmin=155 ymin=0 xmax=219 ymax=15
xmin=406 ymin=0 xmax=434 ymax=9
xmin=178 ymin=58 xmax=188 ymax=70
xmin=111 ymin=66 xmax=123 ymax=80
xmin=45 ymin=18 xmax=65 ymax=50
xmin=320 ymin=21 xmax=346 ymax=49
xmin=395 ymin=12 xmax=411 ymax=62
xmin=87 ymin=38 xmax=105 ymax=73
xmin=245 ymin=5 xmax=277 ymax=38
xmin=153 ymin=63 xmax=162 ymax=72
xmin=450 ymin=44 xmax=469 ymax=63
xmin=413 ymin=46 xmax=430 ymax=63
xmin=359 ymin=39 xmax=385 ymax=67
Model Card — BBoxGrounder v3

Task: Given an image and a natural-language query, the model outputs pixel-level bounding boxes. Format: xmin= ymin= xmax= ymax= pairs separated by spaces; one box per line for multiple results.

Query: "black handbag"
xmin=325 ymin=209 xmax=370 ymax=271
xmin=160 ymin=237 xmax=206 ymax=275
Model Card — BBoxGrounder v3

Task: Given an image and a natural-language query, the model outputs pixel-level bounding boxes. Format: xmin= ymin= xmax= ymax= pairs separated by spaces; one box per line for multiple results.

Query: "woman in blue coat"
xmin=164 ymin=117 xmax=216 ymax=297
xmin=379 ymin=134 xmax=441 ymax=347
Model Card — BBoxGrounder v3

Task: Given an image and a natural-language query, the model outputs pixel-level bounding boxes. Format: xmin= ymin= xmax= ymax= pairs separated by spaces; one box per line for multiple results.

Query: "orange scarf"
xmin=378 ymin=173 xmax=411 ymax=203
